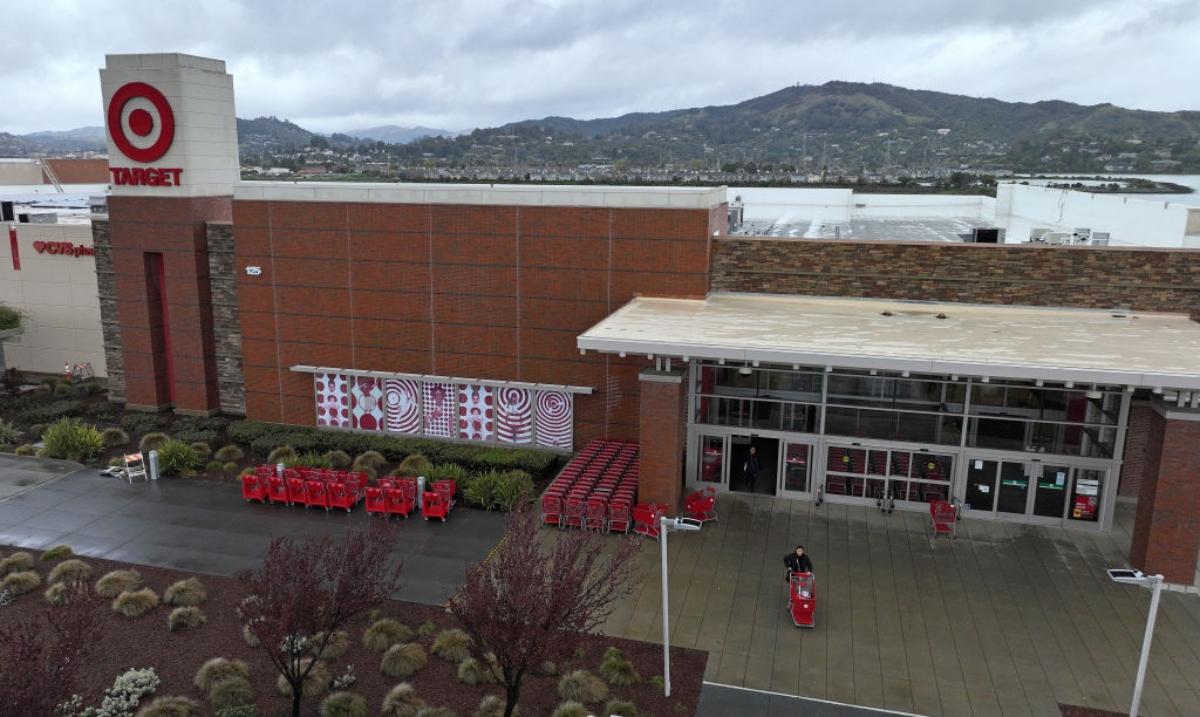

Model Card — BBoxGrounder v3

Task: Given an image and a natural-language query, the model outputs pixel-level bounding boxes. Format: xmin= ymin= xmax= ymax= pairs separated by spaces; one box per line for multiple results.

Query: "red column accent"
xmin=1130 ymin=409 xmax=1200 ymax=584
xmin=152 ymin=253 xmax=175 ymax=404
xmin=8 ymin=227 xmax=18 ymax=271
xmin=638 ymin=368 xmax=688 ymax=516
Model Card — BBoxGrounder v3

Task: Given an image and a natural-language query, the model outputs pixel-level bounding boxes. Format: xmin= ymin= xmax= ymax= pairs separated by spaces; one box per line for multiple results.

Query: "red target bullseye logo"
xmin=107 ymin=82 xmax=175 ymax=163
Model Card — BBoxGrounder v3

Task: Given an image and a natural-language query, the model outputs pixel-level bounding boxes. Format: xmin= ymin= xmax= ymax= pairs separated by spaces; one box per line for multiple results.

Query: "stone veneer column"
xmin=1129 ymin=402 xmax=1200 ymax=585
xmin=90 ymin=218 xmax=125 ymax=403
xmin=205 ymin=222 xmax=245 ymax=414
xmin=638 ymin=368 xmax=688 ymax=516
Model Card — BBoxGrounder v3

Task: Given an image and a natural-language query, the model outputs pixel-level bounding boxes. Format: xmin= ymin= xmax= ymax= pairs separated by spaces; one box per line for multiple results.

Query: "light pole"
xmin=1107 ymin=568 xmax=1165 ymax=717
xmin=659 ymin=514 xmax=701 ymax=697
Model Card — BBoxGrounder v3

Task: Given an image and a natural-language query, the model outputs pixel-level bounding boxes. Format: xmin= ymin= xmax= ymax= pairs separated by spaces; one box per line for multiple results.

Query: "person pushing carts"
xmin=783 ymin=545 xmax=816 ymax=628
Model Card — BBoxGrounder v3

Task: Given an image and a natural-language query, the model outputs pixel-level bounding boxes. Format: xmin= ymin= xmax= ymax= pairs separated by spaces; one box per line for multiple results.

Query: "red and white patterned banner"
xmin=535 ymin=390 xmax=573 ymax=449
xmin=458 ymin=384 xmax=495 ymax=442
xmin=314 ymin=373 xmax=350 ymax=428
xmin=350 ymin=376 xmax=385 ymax=432
xmin=422 ymin=382 xmax=456 ymax=438
xmin=496 ymin=387 xmax=532 ymax=444
xmin=384 ymin=379 xmax=421 ymax=435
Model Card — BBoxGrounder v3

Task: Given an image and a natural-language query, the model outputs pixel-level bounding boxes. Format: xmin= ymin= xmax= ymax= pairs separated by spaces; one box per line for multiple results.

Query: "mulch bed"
xmin=0 ymin=546 xmax=705 ymax=716
xmin=1059 ymin=706 xmax=1127 ymax=717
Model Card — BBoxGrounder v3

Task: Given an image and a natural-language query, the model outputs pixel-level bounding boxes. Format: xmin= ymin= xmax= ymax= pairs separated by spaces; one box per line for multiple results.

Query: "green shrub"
xmin=558 ymin=670 xmax=608 ymax=704
xmin=139 ymin=432 xmax=171 ymax=452
xmin=95 ymin=568 xmax=142 ymax=597
xmin=416 ymin=620 xmax=437 ymax=638
xmin=428 ymin=463 xmax=469 ymax=483
xmin=101 ymin=427 xmax=130 ymax=448
xmin=463 ymin=470 xmax=501 ymax=509
xmin=14 ymin=443 xmax=35 ymax=456
xmin=77 ymin=378 xmax=107 ymax=396
xmin=552 ymin=702 xmax=588 ymax=717
xmin=168 ymin=606 xmax=207 ymax=632
xmin=214 ymin=444 xmax=245 ymax=462
xmin=54 ymin=381 xmax=74 ymax=396
xmin=174 ymin=428 xmax=218 ymax=445
xmin=194 ymin=658 xmax=250 ymax=693
xmin=173 ymin=415 xmax=227 ymax=433
xmin=225 ymin=420 xmax=274 ymax=445
xmin=381 ymin=643 xmax=428 ymax=678
xmin=0 ymin=418 xmax=21 ymax=446
xmin=321 ymin=691 xmax=368 ymax=717
xmin=325 ymin=449 xmax=351 ymax=468
xmin=223 ymin=461 xmax=239 ymax=473
xmin=41 ymin=543 xmax=73 ymax=561
xmin=0 ymin=550 xmax=34 ymax=574
xmin=1 ymin=570 xmax=41 ymax=595
xmin=364 ymin=618 xmax=414 ymax=652
xmin=0 ymin=304 xmax=22 ymax=331
xmin=456 ymin=657 xmax=496 ymax=685
xmin=648 ymin=675 xmax=664 ymax=689
xmin=190 ymin=442 xmax=212 ymax=458
xmin=286 ymin=450 xmax=332 ymax=469
xmin=210 ymin=675 xmax=255 ymax=711
xmin=310 ymin=629 xmax=350 ymax=659
xmin=113 ymin=587 xmax=159 ymax=617
xmin=353 ymin=450 xmax=387 ymax=471
xmin=41 ymin=417 xmax=105 ymax=462
xmin=206 ymin=460 xmax=224 ymax=473
xmin=276 ymin=658 xmax=330 ymax=698
xmin=164 ymin=577 xmax=207 ymax=606
xmin=493 ymin=470 xmax=534 ymax=512
xmin=20 ymin=399 xmax=83 ymax=424
xmin=85 ymin=401 xmax=120 ymax=421
xmin=431 ymin=629 xmax=472 ymax=662
xmin=267 ymin=445 xmax=296 ymax=464
xmin=381 ymin=683 xmax=424 ymax=717
xmin=48 ymin=558 xmax=91 ymax=584
xmin=396 ymin=452 xmax=432 ymax=476
xmin=599 ymin=647 xmax=638 ymax=687
xmin=604 ymin=700 xmax=637 ymax=717
xmin=471 ymin=695 xmax=506 ymax=717
xmin=157 ymin=439 xmax=200 ymax=477
xmin=122 ymin=412 xmax=167 ymax=436
xmin=135 ymin=695 xmax=201 ymax=717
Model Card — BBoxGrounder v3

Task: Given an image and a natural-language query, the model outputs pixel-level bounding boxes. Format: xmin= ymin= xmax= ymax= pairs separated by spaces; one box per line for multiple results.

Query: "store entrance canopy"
xmin=577 ymin=293 xmax=1200 ymax=390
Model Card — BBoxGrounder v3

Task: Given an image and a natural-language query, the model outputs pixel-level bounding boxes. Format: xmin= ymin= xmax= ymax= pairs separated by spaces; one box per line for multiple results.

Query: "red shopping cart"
xmin=788 ymin=571 xmax=816 ymax=628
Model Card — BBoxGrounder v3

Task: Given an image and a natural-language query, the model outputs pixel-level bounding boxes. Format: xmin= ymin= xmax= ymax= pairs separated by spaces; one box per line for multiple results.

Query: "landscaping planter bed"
xmin=0 ymin=546 xmax=705 ymax=716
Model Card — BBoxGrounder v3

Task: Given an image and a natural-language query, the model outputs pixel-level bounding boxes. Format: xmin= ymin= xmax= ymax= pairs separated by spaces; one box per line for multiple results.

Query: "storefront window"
xmin=824 ymin=406 xmax=961 ymax=445
xmin=698 ymin=436 xmax=724 ymax=483
xmin=968 ymin=417 xmax=1115 ymax=458
xmin=1068 ymin=469 xmax=1103 ymax=522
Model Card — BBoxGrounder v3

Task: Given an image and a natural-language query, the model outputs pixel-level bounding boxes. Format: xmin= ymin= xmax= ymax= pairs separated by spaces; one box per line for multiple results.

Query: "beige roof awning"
xmin=577 ymin=293 xmax=1200 ymax=390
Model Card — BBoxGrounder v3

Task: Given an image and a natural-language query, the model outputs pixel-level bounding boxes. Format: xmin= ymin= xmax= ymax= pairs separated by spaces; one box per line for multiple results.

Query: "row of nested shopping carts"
xmin=541 ymin=440 xmax=640 ymax=533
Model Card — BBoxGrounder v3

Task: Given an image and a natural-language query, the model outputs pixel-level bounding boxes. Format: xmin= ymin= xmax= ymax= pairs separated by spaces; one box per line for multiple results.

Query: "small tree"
xmin=237 ymin=526 xmax=403 ymax=717
xmin=449 ymin=504 xmax=640 ymax=717
xmin=0 ymin=580 xmax=102 ymax=713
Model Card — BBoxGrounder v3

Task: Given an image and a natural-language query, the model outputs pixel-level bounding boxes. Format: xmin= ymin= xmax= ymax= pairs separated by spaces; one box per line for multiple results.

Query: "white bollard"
xmin=417 ymin=476 xmax=426 ymax=508
xmin=147 ymin=450 xmax=160 ymax=480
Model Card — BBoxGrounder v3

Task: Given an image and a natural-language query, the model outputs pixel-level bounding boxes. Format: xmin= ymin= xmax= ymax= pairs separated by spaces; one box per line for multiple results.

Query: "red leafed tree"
xmin=0 ymin=581 xmax=102 ymax=714
xmin=449 ymin=504 xmax=641 ymax=717
xmin=237 ymin=525 xmax=403 ymax=717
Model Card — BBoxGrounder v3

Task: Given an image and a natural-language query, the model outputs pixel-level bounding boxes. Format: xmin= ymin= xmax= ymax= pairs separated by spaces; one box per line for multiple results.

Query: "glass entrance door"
xmin=1032 ymin=464 xmax=1070 ymax=520
xmin=780 ymin=442 xmax=813 ymax=496
xmin=965 ymin=458 xmax=998 ymax=512
xmin=730 ymin=435 xmax=779 ymax=496
xmin=697 ymin=435 xmax=725 ymax=486
xmin=962 ymin=456 xmax=1106 ymax=527
xmin=996 ymin=461 xmax=1030 ymax=514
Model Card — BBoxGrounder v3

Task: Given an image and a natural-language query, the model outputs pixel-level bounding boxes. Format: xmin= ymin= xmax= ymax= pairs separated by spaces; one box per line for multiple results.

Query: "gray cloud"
xmin=0 ymin=0 xmax=1195 ymax=134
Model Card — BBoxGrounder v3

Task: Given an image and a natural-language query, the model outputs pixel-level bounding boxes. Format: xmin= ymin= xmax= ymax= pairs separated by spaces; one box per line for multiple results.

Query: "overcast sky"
xmin=2 ymin=0 xmax=1197 ymax=135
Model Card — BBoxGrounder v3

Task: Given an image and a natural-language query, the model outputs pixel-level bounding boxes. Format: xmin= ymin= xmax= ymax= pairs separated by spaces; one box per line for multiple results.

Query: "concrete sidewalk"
xmin=0 ymin=455 xmax=505 ymax=605
xmin=604 ymin=493 xmax=1200 ymax=717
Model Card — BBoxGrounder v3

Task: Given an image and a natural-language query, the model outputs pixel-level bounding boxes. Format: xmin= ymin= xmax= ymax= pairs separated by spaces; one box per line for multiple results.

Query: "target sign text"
xmin=106 ymin=81 xmax=184 ymax=186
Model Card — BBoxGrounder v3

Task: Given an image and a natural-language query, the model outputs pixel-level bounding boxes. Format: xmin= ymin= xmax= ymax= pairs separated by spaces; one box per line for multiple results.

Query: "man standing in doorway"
xmin=743 ymin=445 xmax=761 ymax=491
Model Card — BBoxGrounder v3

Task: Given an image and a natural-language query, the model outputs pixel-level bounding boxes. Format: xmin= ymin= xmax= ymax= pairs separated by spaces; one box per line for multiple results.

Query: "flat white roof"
xmin=234 ymin=181 xmax=727 ymax=210
xmin=577 ymin=293 xmax=1200 ymax=389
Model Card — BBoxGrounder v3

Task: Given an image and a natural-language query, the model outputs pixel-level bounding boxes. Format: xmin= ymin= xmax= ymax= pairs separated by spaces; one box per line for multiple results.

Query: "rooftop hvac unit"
xmin=970 ymin=227 xmax=1002 ymax=244
xmin=1091 ymin=232 xmax=1110 ymax=246
xmin=1029 ymin=227 xmax=1053 ymax=242
xmin=0 ymin=201 xmax=12 ymax=222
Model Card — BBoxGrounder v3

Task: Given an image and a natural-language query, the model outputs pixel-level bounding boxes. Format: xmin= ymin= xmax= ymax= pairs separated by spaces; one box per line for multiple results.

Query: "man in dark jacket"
xmin=742 ymin=446 xmax=761 ymax=491
xmin=784 ymin=545 xmax=814 ymax=581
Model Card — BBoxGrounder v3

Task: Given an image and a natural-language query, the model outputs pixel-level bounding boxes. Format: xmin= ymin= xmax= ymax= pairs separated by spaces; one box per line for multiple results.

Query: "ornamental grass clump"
xmin=214 ymin=444 xmax=244 ymax=462
xmin=352 ymin=450 xmax=387 ymax=471
xmin=381 ymin=642 xmax=428 ymax=678
xmin=191 ymin=442 xmax=212 ymax=458
xmin=193 ymin=658 xmax=250 ymax=694
xmin=139 ymin=431 xmax=170 ymax=453
xmin=113 ymin=587 xmax=160 ymax=617
xmin=416 ymin=620 xmax=437 ymax=638
xmin=209 ymin=675 xmax=255 ymax=711
xmin=603 ymin=699 xmax=636 ymax=717
xmin=471 ymin=695 xmax=509 ymax=717
xmin=267 ymin=445 xmax=296 ymax=464
xmin=276 ymin=658 xmax=331 ymax=699
xmin=134 ymin=695 xmax=200 ymax=717
xmin=598 ymin=647 xmax=639 ymax=687
xmin=324 ymin=449 xmax=351 ymax=468
xmin=95 ymin=568 xmax=142 ymax=598
xmin=41 ymin=544 xmax=74 ymax=561
xmin=364 ymin=618 xmax=413 ymax=652
xmin=163 ymin=577 xmax=207 ymax=606
xmin=168 ymin=606 xmax=207 ymax=632
xmin=395 ymin=452 xmax=432 ymax=477
xmin=456 ymin=656 xmax=496 ymax=685
xmin=320 ymin=691 xmax=369 ymax=717
xmin=552 ymin=702 xmax=588 ymax=717
xmin=0 ymin=550 xmax=34 ymax=575
xmin=381 ymin=683 xmax=424 ymax=717
xmin=1 ymin=570 xmax=41 ymax=595
xmin=430 ymin=628 xmax=472 ymax=663
xmin=48 ymin=558 xmax=92 ymax=584
xmin=310 ymin=629 xmax=350 ymax=659
xmin=557 ymin=670 xmax=608 ymax=704
xmin=101 ymin=427 xmax=130 ymax=448
xmin=414 ymin=708 xmax=456 ymax=717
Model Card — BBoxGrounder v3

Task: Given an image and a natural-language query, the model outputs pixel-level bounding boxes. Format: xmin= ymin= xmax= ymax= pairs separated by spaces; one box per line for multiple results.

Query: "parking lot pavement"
xmin=0 ymin=455 xmax=505 ymax=605
xmin=605 ymin=492 xmax=1200 ymax=717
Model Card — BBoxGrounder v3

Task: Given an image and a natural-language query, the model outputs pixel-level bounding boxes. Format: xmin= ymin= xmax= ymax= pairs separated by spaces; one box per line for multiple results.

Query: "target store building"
xmin=96 ymin=54 xmax=1200 ymax=585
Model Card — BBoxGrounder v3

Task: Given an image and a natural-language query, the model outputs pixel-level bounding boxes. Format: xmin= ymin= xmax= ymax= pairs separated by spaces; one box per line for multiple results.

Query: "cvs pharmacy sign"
xmin=33 ymin=241 xmax=94 ymax=258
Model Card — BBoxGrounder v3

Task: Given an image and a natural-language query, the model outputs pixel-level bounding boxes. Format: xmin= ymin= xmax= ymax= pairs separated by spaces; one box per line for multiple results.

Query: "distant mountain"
xmin=346 ymin=125 xmax=460 ymax=144
xmin=235 ymin=116 xmax=314 ymax=152
xmin=388 ymin=81 xmax=1200 ymax=173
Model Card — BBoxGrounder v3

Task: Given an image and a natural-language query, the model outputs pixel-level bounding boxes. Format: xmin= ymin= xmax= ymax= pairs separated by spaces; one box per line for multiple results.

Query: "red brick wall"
xmin=1119 ymin=402 xmax=1155 ymax=497
xmin=1130 ymin=411 xmax=1200 ymax=584
xmin=108 ymin=195 xmax=231 ymax=412
xmin=638 ymin=370 xmax=688 ymax=513
xmin=233 ymin=201 xmax=714 ymax=444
